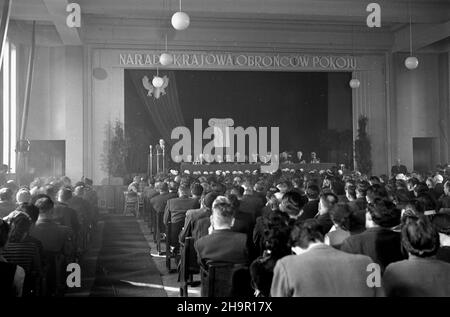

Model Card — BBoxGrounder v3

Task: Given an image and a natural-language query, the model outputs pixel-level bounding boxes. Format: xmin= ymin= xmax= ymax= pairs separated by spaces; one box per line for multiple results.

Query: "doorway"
xmin=413 ymin=137 xmax=436 ymax=172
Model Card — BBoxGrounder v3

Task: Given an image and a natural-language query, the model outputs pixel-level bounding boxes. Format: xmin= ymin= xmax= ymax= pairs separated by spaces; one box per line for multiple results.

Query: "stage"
xmin=179 ymin=162 xmax=336 ymax=174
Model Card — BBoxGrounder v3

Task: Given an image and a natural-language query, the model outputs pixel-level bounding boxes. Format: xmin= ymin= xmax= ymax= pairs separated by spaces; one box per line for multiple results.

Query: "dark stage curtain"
xmin=129 ymin=70 xmax=185 ymax=144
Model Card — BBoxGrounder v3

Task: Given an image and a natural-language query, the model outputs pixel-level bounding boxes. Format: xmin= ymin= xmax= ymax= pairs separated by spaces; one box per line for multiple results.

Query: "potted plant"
xmin=101 ymin=119 xmax=129 ymax=185
xmin=354 ymin=116 xmax=372 ymax=175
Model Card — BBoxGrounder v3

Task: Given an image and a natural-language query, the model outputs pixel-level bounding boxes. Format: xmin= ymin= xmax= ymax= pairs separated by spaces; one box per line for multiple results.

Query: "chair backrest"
xmin=180 ymin=237 xmax=200 ymax=281
xmin=200 ymin=262 xmax=251 ymax=297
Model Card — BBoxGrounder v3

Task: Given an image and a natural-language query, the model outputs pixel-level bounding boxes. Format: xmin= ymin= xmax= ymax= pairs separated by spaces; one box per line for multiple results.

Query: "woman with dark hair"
xmin=0 ymin=219 xmax=25 ymax=297
xmin=383 ymin=214 xmax=450 ymax=296
xmin=250 ymin=211 xmax=292 ymax=297
xmin=325 ymin=203 xmax=352 ymax=249
xmin=3 ymin=212 xmax=42 ymax=296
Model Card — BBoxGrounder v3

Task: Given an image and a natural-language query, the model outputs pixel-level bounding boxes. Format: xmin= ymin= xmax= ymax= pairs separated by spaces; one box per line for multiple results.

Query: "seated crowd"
xmin=143 ymin=167 xmax=450 ymax=297
xmin=0 ymin=176 xmax=98 ymax=297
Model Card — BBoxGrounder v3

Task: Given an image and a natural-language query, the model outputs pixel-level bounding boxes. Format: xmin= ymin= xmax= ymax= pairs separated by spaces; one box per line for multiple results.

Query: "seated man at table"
xmin=195 ymin=196 xmax=249 ymax=266
xmin=310 ymin=152 xmax=320 ymax=164
xmin=296 ymin=151 xmax=306 ymax=164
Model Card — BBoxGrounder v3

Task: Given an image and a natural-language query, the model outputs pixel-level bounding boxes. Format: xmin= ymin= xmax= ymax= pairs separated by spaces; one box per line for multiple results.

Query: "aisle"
xmin=88 ymin=215 xmax=167 ymax=297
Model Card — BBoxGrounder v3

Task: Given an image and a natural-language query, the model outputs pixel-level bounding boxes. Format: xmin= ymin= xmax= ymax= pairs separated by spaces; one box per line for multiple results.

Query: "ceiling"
xmin=7 ymin=0 xmax=450 ymax=51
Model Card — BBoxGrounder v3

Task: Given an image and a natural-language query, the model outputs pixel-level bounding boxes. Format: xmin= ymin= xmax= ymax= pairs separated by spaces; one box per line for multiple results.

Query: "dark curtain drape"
xmin=129 ymin=70 xmax=185 ymax=144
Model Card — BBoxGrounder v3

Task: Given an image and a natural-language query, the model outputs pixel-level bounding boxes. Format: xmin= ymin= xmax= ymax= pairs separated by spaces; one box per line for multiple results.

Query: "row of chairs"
xmin=143 ymin=200 xmax=253 ymax=297
xmin=156 ymin=213 xmax=252 ymax=296
xmin=123 ymin=192 xmax=145 ymax=218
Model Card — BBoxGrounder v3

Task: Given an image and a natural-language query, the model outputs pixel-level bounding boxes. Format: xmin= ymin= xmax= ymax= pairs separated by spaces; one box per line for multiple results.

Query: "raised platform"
xmin=180 ymin=162 xmax=336 ymax=174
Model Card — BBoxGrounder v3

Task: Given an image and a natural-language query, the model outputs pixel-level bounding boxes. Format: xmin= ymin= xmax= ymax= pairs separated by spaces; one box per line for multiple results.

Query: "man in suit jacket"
xmin=341 ymin=199 xmax=406 ymax=272
xmin=383 ymin=215 xmax=450 ymax=296
xmin=298 ymin=185 xmax=320 ymax=221
xmin=271 ymin=219 xmax=377 ymax=297
xmin=150 ymin=182 xmax=178 ymax=234
xmin=179 ymin=192 xmax=219 ymax=244
xmin=53 ymin=188 xmax=80 ymax=239
xmin=164 ymin=184 xmax=199 ymax=248
xmin=195 ymin=196 xmax=248 ymax=266
xmin=314 ymin=191 xmax=338 ymax=235
xmin=239 ymin=183 xmax=265 ymax=221
xmin=30 ymin=196 xmax=73 ymax=257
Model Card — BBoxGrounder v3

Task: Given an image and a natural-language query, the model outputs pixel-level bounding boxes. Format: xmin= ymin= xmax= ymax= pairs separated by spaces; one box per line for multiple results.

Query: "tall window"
xmin=2 ymin=39 xmax=17 ymax=173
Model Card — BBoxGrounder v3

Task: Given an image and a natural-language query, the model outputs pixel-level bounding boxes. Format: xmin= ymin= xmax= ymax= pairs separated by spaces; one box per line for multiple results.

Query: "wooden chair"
xmin=137 ymin=193 xmax=144 ymax=218
xmin=165 ymin=219 xmax=175 ymax=271
xmin=200 ymin=262 xmax=252 ymax=297
xmin=155 ymin=211 xmax=163 ymax=255
xmin=179 ymin=237 xmax=200 ymax=297
xmin=123 ymin=191 xmax=138 ymax=216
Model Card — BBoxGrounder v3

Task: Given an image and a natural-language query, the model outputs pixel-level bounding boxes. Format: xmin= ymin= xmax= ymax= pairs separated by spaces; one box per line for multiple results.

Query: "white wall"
xmin=17 ymin=45 xmax=84 ymax=181
xmin=394 ymin=53 xmax=442 ymax=171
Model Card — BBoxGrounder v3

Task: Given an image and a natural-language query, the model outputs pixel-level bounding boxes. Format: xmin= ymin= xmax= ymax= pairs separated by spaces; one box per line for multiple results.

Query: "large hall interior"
xmin=0 ymin=0 xmax=449 ymax=299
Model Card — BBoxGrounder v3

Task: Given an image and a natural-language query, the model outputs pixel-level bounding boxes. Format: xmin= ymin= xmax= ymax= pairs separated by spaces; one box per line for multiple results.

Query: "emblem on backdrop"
xmin=142 ymin=75 xmax=169 ymax=99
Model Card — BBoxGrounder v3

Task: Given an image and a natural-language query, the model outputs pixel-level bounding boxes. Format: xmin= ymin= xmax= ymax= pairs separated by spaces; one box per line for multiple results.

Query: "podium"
xmin=148 ymin=145 xmax=167 ymax=178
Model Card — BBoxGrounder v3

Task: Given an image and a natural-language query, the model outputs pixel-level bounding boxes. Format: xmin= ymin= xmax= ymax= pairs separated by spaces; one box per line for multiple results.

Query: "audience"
xmin=2 ymin=163 xmax=450 ymax=298
xmin=270 ymin=219 xmax=377 ymax=297
xmin=0 ymin=219 xmax=25 ymax=297
xmin=432 ymin=213 xmax=450 ymax=263
xmin=0 ymin=188 xmax=16 ymax=218
xmin=341 ymin=198 xmax=405 ymax=272
xmin=3 ymin=213 xmax=42 ymax=296
xmin=383 ymin=214 xmax=450 ymax=296
xmin=195 ymin=196 xmax=249 ymax=266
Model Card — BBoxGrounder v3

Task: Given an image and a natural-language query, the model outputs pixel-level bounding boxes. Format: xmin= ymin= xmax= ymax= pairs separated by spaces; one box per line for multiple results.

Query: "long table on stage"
xmin=180 ymin=162 xmax=336 ymax=173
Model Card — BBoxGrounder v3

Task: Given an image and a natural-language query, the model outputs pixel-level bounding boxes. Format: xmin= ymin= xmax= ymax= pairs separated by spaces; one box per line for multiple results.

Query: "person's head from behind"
xmin=158 ymin=182 xmax=169 ymax=194
xmin=201 ymin=191 xmax=219 ymax=210
xmin=276 ymin=181 xmax=290 ymax=194
xmin=178 ymin=184 xmax=190 ymax=198
xmin=0 ymin=188 xmax=13 ymax=202
xmin=318 ymin=192 xmax=338 ymax=216
xmin=16 ymin=189 xmax=31 ymax=206
xmin=73 ymin=185 xmax=85 ymax=198
xmin=369 ymin=176 xmax=381 ymax=186
xmin=416 ymin=193 xmax=437 ymax=214
xmin=366 ymin=198 xmax=400 ymax=229
xmin=407 ymin=177 xmax=419 ymax=191
xmin=425 ymin=177 xmax=435 ymax=189
xmin=211 ymin=182 xmax=226 ymax=195
xmin=9 ymin=213 xmax=33 ymax=243
xmin=356 ymin=182 xmax=368 ymax=198
xmin=433 ymin=174 xmax=444 ymax=185
xmin=34 ymin=196 xmax=54 ymax=217
xmin=230 ymin=185 xmax=244 ymax=199
xmin=413 ymin=182 xmax=429 ymax=198
xmin=306 ymin=184 xmax=320 ymax=200
xmin=290 ymin=219 xmax=324 ymax=255
xmin=168 ymin=181 xmax=179 ymax=193
xmin=43 ymin=185 xmax=58 ymax=201
xmin=279 ymin=191 xmax=307 ymax=219
xmin=57 ymin=188 xmax=73 ymax=203
xmin=431 ymin=213 xmax=450 ymax=247
xmin=402 ymin=214 xmax=439 ymax=258
xmin=190 ymin=182 xmax=203 ymax=198
xmin=226 ymin=194 xmax=240 ymax=212
xmin=0 ymin=219 xmax=10 ymax=251
xmin=254 ymin=181 xmax=266 ymax=194
xmin=444 ymin=181 xmax=450 ymax=196
xmin=211 ymin=196 xmax=234 ymax=229
xmin=366 ymin=184 xmax=387 ymax=204
xmin=329 ymin=203 xmax=352 ymax=231
xmin=61 ymin=176 xmax=71 ymax=187
xmin=345 ymin=184 xmax=356 ymax=201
